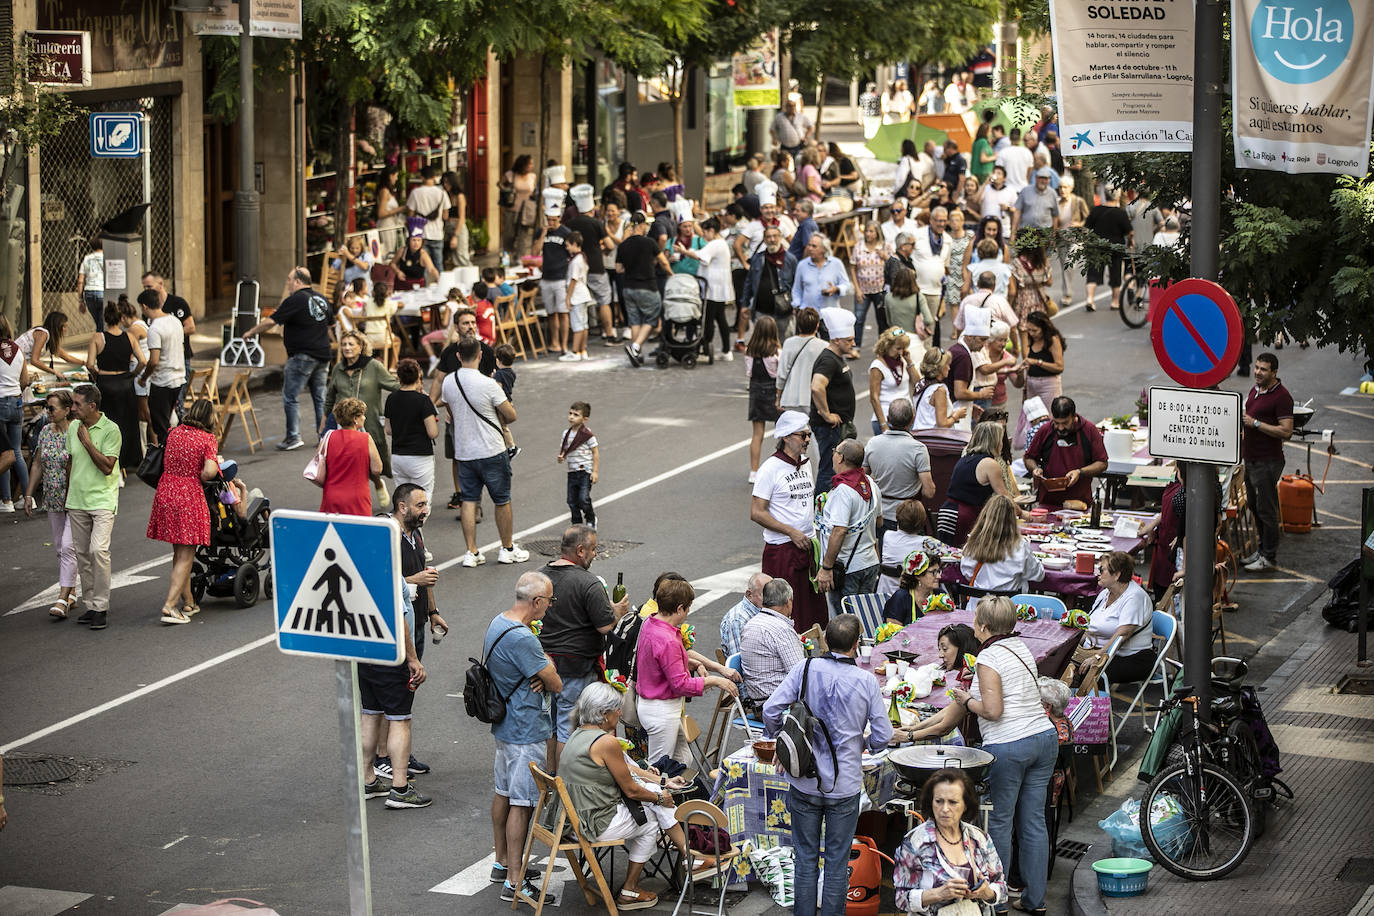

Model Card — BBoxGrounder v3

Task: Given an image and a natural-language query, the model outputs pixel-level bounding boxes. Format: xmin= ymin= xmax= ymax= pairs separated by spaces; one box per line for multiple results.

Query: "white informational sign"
xmin=191 ymin=0 xmax=303 ymax=38
xmin=1231 ymin=0 xmax=1374 ymax=176
xmin=1048 ymin=0 xmax=1196 ymax=155
xmin=104 ymin=258 xmax=127 ymax=289
xmin=1148 ymin=386 xmax=1243 ymax=466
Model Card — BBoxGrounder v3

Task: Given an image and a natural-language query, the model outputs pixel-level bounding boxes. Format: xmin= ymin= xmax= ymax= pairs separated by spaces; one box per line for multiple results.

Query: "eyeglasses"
xmin=535 ymin=595 xmax=557 ymax=606
xmin=790 ymin=430 xmax=813 ymax=440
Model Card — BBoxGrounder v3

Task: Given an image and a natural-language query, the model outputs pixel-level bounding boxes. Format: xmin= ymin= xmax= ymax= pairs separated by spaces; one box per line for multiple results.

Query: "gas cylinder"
xmin=845 ymin=835 xmax=893 ymax=916
xmin=1278 ymin=471 xmax=1315 ymax=533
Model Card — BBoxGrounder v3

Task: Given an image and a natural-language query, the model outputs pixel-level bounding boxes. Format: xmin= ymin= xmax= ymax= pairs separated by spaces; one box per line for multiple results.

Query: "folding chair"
xmin=1115 ymin=611 xmax=1179 ymax=735
xmin=1075 ymin=635 xmax=1123 ymax=785
xmin=516 ymin=764 xmax=623 ymax=916
xmin=711 ymin=653 xmax=764 ymax=766
xmin=494 ymin=292 xmax=526 ymax=360
xmin=680 ymin=714 xmax=717 ymax=781
xmin=840 ymin=593 xmax=885 ymax=638
xmin=516 ymin=285 xmax=547 ymax=356
xmin=1012 ymin=593 xmax=1067 ymax=620
xmin=217 ymin=370 xmax=263 ymax=454
xmin=670 ymin=800 xmax=745 ymax=916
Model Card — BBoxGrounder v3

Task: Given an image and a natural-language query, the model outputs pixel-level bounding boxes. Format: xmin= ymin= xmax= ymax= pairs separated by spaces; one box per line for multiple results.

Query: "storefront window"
xmin=707 ymin=61 xmax=747 ymax=170
xmin=596 ymin=61 xmax=626 ymax=190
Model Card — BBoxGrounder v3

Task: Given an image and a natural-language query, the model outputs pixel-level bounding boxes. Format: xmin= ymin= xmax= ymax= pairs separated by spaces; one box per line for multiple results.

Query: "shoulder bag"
xmin=302 ymin=429 xmax=333 ymax=487
xmin=453 ymin=373 xmax=505 ymax=435
xmin=136 ymin=441 xmax=165 ymax=488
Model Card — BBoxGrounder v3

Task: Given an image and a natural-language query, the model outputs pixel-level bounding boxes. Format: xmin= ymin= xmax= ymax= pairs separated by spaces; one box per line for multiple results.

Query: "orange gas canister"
xmin=846 ymin=835 xmax=893 ymax=916
xmin=1279 ymin=471 xmax=1315 ymax=533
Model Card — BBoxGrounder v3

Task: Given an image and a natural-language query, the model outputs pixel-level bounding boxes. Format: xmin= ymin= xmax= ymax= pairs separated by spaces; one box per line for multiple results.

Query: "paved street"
xmin=2 ymin=282 xmax=1371 ymax=914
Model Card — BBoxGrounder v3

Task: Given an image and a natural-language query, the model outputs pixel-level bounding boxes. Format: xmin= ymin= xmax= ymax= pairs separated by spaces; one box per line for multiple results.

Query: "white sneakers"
xmin=558 ymin=351 xmax=581 ymax=362
xmin=461 ymin=545 xmax=530 ymax=567
xmin=498 ymin=545 xmax=530 ymax=564
xmin=0 ymin=500 xmax=12 ymax=513
xmin=1243 ymin=555 xmax=1274 ymax=571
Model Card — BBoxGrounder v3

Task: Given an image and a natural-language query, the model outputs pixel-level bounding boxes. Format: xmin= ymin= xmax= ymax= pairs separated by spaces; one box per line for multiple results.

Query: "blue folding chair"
xmin=716 ymin=653 xmax=765 ymax=765
xmin=1011 ymin=593 xmax=1068 ymax=621
xmin=841 ymin=593 xmax=886 ymax=638
xmin=1118 ymin=610 xmax=1180 ymax=734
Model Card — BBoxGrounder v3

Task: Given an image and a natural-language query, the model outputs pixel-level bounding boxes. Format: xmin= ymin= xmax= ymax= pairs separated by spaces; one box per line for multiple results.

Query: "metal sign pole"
xmin=335 ymin=660 xmax=373 ymax=915
xmin=141 ymin=112 xmax=152 ymax=266
xmin=1184 ymin=0 xmax=1225 ymax=716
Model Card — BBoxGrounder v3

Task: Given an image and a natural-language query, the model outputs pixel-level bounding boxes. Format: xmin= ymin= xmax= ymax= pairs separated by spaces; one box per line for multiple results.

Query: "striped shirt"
xmin=739 ymin=608 xmax=806 ymax=701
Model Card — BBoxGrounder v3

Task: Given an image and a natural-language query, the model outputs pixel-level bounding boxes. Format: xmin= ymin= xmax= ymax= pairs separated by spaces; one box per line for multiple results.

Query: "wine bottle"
xmin=888 ymin=690 xmax=903 ymax=729
xmin=612 ymin=572 xmax=626 ymax=603
xmin=1089 ymin=482 xmax=1102 ymax=529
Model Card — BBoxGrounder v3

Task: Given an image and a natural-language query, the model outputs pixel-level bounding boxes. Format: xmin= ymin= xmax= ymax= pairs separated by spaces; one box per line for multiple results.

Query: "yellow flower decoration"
xmin=770 ymin=798 xmax=787 ymax=815
xmin=529 ymin=619 xmax=543 ymax=636
xmin=679 ymin=623 xmax=696 ymax=650
xmin=727 ymin=762 xmax=744 ymax=779
xmin=874 ymin=621 xmax=903 ymax=644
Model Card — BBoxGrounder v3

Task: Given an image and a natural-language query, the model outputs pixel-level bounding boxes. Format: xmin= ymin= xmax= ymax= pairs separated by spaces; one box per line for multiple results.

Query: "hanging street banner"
xmin=1232 ymin=0 xmax=1374 ymax=176
xmin=731 ymin=30 xmax=780 ymax=110
xmin=1047 ymin=0 xmax=1195 ymax=155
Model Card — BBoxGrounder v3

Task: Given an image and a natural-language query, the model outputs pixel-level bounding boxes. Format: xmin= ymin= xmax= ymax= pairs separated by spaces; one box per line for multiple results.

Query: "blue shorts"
xmin=493 ymin=740 xmax=545 ymax=806
xmin=549 ymin=672 xmax=599 ymax=743
xmin=458 ymin=452 xmax=512 ymax=505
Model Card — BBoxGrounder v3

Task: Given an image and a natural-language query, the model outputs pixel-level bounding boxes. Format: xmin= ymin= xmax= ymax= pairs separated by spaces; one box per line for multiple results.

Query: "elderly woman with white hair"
xmin=560 ymin=681 xmax=714 ymax=910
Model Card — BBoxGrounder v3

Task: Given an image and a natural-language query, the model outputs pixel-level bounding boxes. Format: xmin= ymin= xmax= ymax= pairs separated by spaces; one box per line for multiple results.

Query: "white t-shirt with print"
xmin=752 ymin=454 xmax=815 ymax=545
xmin=568 ymin=254 xmax=593 ymax=307
xmin=822 ymin=478 xmax=882 ymax=573
xmin=145 ymin=314 xmax=186 ymax=388
xmin=697 ymin=237 xmax=734 ymax=302
xmin=79 ymin=252 xmax=105 ymax=291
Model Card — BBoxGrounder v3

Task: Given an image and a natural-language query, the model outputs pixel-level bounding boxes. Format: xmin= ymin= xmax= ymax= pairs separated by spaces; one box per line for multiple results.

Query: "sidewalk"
xmin=1073 ymin=609 xmax=1374 ymax=916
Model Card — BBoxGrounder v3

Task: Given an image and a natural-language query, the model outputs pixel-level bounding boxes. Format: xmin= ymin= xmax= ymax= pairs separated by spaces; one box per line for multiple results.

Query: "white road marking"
xmin=430 ymin=851 xmax=569 ymax=905
xmin=0 ymin=437 xmax=753 ymax=752
xmin=629 ymin=416 xmax=696 ymax=426
xmin=689 ymin=563 xmax=762 ymax=613
xmin=162 ymin=835 xmax=190 ymax=850
xmin=10 ymin=556 xmax=167 ymax=615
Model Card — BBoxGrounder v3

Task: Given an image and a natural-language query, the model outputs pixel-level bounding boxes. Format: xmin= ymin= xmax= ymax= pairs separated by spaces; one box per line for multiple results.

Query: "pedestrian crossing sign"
xmin=269 ymin=509 xmax=405 ymax=664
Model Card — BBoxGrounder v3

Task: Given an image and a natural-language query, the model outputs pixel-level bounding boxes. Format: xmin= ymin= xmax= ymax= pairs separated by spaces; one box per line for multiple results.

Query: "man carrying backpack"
xmin=762 ymin=614 xmax=892 ymax=916
xmin=482 ymin=570 xmax=562 ymax=905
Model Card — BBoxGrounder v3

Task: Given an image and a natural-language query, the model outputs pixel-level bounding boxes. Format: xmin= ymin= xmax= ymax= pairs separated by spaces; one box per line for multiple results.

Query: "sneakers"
xmin=558 ymin=351 xmax=581 ymax=362
xmin=460 ymin=551 xmax=486 ymax=568
xmin=363 ymin=778 xmax=391 ymax=799
xmin=374 ymin=755 xmax=394 ymax=779
xmin=0 ymin=500 xmax=13 ymax=513
xmin=76 ymin=609 xmax=96 ymax=625
xmin=384 ymin=783 xmax=432 ymax=809
xmin=748 ymin=471 xmax=757 ymax=484
xmin=447 ymin=491 xmax=463 ymax=510
xmin=603 ymin=335 xmax=622 ymax=348
xmin=490 ymin=863 xmax=540 ymax=884
xmin=498 ymin=545 xmax=530 ymax=564
xmin=624 ymin=343 xmax=644 ymax=367
xmin=406 ymin=754 xmax=430 ymax=776
xmin=88 ymin=611 xmax=108 ymax=630
xmin=502 ymin=878 xmax=555 ymax=905
xmin=1243 ymin=555 xmax=1275 ymax=571
xmin=720 ymin=349 xmax=734 ymax=362
xmin=276 ymin=437 xmax=305 ymax=451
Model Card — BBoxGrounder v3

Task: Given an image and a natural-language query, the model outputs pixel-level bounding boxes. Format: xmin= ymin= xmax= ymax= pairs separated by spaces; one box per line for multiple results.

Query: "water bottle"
xmin=499 ymin=249 xmax=510 ymax=269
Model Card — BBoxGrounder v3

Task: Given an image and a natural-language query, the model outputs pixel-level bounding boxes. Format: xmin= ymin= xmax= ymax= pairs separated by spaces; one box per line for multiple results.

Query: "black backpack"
xmin=774 ymin=658 xmax=840 ymax=791
xmin=464 ymin=624 xmax=524 ymax=724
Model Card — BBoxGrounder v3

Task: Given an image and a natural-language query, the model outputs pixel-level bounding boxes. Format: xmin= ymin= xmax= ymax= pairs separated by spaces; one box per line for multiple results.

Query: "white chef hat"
xmin=570 ymin=183 xmax=595 ymax=213
xmin=755 ymin=180 xmax=778 ymax=206
xmin=542 ymin=164 xmax=567 ymax=187
xmin=822 ymin=307 xmax=856 ymax=339
xmin=962 ymin=305 xmax=992 ymax=338
xmin=671 ymin=198 xmax=695 ymax=222
xmin=542 ymin=187 xmax=565 ymax=217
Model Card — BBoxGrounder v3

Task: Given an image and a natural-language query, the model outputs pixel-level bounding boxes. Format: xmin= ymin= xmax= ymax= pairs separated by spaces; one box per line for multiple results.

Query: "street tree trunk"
xmin=332 ymin=99 xmax=353 ymax=250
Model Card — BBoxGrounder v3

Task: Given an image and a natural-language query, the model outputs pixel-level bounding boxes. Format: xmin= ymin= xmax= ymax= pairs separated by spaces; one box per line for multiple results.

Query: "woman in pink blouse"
xmin=634 ymin=578 xmax=739 ymax=764
xmin=849 ymin=222 xmax=892 ymax=348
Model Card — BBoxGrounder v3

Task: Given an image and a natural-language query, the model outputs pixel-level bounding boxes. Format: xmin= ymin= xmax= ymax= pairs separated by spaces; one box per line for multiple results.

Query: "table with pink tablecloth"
xmin=857 ymin=609 xmax=1083 ymax=710
xmin=939 ymin=528 xmax=1151 ymax=600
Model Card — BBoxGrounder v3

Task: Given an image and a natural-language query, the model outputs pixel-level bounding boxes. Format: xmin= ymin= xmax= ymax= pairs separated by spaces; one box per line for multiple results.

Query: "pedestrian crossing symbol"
xmin=270 ymin=509 xmax=405 ymax=664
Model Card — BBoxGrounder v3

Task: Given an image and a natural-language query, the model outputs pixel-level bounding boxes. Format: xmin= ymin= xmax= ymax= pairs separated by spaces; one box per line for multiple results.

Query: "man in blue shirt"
xmin=484 ymin=571 xmax=563 ymax=904
xmin=791 ymin=234 xmax=852 ymax=313
xmin=787 ymin=199 xmax=819 ymax=260
xmin=763 ymin=614 xmax=891 ymax=916
xmin=720 ymin=571 xmax=770 ymax=657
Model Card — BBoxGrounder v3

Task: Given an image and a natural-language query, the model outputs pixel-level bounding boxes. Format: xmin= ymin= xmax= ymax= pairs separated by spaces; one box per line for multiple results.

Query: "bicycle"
xmin=1118 ymin=256 xmax=1152 ymax=329
xmin=1139 ymin=658 xmax=1275 ymax=880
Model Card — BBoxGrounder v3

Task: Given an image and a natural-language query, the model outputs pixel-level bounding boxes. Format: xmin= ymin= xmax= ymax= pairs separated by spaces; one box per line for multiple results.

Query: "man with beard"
xmin=1024 ymin=396 xmax=1108 ymax=507
xmin=750 ymin=411 xmax=828 ymax=633
xmin=538 ymin=524 xmax=630 ymax=773
xmin=741 ymin=225 xmax=799 ymax=335
xmin=372 ymin=484 xmax=447 ymax=783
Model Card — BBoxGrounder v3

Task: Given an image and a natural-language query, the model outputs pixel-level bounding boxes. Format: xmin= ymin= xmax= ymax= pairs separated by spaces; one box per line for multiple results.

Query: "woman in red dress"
xmin=318 ymin=397 xmax=382 ymax=517
xmin=148 ymin=398 xmax=221 ymax=624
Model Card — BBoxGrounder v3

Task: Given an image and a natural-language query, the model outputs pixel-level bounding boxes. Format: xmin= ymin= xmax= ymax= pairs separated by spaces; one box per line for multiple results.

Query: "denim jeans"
xmin=787 ymin=788 xmax=861 ymax=916
xmin=83 ymin=291 xmax=105 ymax=330
xmin=0 ymin=395 xmax=29 ymax=501
xmin=282 ymin=353 xmax=328 ymax=441
xmin=1244 ymin=458 xmax=1284 ymax=561
xmin=566 ymin=469 xmax=595 ymax=525
xmin=828 ymin=562 xmax=880 ymax=617
xmin=813 ymin=420 xmax=851 ymax=494
xmin=855 ymin=291 xmax=885 ymax=346
xmin=983 ymin=728 xmax=1059 ymax=911
xmin=424 ymin=239 xmax=444 ymax=273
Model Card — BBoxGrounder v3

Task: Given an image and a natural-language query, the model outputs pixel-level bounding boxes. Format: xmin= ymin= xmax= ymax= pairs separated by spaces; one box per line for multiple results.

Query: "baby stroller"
xmin=190 ymin=475 xmax=272 ymax=608
xmin=657 ymin=273 xmax=707 ymax=368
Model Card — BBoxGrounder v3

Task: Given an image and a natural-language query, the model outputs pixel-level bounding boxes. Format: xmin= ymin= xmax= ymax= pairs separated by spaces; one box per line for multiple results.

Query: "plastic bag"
xmin=1098 ymin=798 xmax=1151 ymax=860
xmin=748 ymin=844 xmax=796 ymax=907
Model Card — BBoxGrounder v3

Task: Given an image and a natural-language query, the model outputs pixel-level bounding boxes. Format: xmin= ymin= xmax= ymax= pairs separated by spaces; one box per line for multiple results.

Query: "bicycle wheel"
xmin=1119 ymin=271 xmax=1151 ymax=328
xmin=1223 ymin=720 xmax=1268 ymax=836
xmin=1141 ymin=760 xmax=1256 ymax=880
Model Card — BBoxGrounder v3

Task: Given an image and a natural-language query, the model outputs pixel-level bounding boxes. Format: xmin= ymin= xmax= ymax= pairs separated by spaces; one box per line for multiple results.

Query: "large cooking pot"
xmin=1292 ymin=405 xmax=1314 ymax=431
xmin=888 ymin=745 xmax=995 ymax=786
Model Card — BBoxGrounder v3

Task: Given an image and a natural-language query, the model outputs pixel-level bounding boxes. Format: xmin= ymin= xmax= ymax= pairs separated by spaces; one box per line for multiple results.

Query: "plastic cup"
xmin=896 ymin=659 xmax=910 ymax=676
xmin=431 ymin=622 xmax=448 ymax=645
xmin=859 ymin=645 xmax=873 ymax=662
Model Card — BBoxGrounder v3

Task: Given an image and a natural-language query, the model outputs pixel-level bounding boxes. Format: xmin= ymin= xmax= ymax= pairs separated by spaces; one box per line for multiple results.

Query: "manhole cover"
xmin=1056 ymin=840 xmax=1092 ymax=862
xmin=522 ymin=538 xmax=642 ymax=561
xmin=1338 ymin=858 xmax=1374 ymax=883
xmin=3 ymin=755 xmax=80 ymax=786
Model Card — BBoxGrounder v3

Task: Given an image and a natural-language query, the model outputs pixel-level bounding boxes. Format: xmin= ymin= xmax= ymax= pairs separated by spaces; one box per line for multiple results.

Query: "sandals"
xmin=49 ymin=596 xmax=72 ymax=619
xmin=182 ymin=603 xmax=201 ymax=618
xmin=615 ymin=888 xmax=658 ymax=911
xmin=160 ymin=606 xmax=191 ymax=625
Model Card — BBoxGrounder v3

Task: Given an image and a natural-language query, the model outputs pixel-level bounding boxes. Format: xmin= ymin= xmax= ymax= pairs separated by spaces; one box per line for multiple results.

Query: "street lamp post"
xmin=235 ymin=0 xmax=259 ymax=285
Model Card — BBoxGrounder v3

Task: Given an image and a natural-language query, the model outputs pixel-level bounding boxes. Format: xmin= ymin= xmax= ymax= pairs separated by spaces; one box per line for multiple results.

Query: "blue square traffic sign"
xmin=269 ymin=509 xmax=405 ymax=664
xmin=89 ymin=112 xmax=143 ymax=158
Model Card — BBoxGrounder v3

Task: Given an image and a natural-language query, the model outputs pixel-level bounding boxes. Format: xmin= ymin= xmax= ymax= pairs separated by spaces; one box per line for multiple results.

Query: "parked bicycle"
xmin=1119 ymin=256 xmax=1152 ymax=329
xmin=1139 ymin=657 xmax=1288 ymax=880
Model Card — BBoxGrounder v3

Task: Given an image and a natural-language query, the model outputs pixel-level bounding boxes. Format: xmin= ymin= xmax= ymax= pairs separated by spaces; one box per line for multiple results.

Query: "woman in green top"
xmin=323 ymin=330 xmax=399 ymax=504
xmin=883 ymin=265 xmax=935 ymax=345
xmin=561 ymin=682 xmax=713 ymax=911
xmin=970 ymin=122 xmax=996 ymax=182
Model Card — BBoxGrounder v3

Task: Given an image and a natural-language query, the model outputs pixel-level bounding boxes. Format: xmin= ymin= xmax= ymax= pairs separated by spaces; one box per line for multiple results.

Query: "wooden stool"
xmin=218 ymin=369 xmax=264 ymax=454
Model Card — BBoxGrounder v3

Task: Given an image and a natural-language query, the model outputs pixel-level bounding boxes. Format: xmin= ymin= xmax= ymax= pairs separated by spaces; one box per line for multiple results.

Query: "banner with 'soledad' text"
xmin=1048 ymin=0 xmax=1195 ymax=156
xmin=1232 ymin=0 xmax=1374 ymax=176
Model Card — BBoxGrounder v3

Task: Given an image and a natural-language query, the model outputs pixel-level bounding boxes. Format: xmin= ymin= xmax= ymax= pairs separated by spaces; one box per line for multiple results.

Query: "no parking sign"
xmin=1149 ymin=278 xmax=1245 ymax=388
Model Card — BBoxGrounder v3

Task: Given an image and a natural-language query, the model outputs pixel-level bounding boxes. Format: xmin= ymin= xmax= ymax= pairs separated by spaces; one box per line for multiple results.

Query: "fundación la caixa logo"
xmin=1251 ymin=0 xmax=1354 ymax=84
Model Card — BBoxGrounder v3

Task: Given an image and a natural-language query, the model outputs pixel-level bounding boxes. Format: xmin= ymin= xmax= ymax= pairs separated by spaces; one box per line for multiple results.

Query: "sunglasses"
xmin=889 ymin=328 xmax=907 ymax=337
xmin=790 ymin=430 xmax=813 ymax=440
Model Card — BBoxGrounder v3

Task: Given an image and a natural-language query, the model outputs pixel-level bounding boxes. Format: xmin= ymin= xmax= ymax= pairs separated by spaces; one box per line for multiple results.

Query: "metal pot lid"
xmin=889 ymin=745 xmax=994 ymax=769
